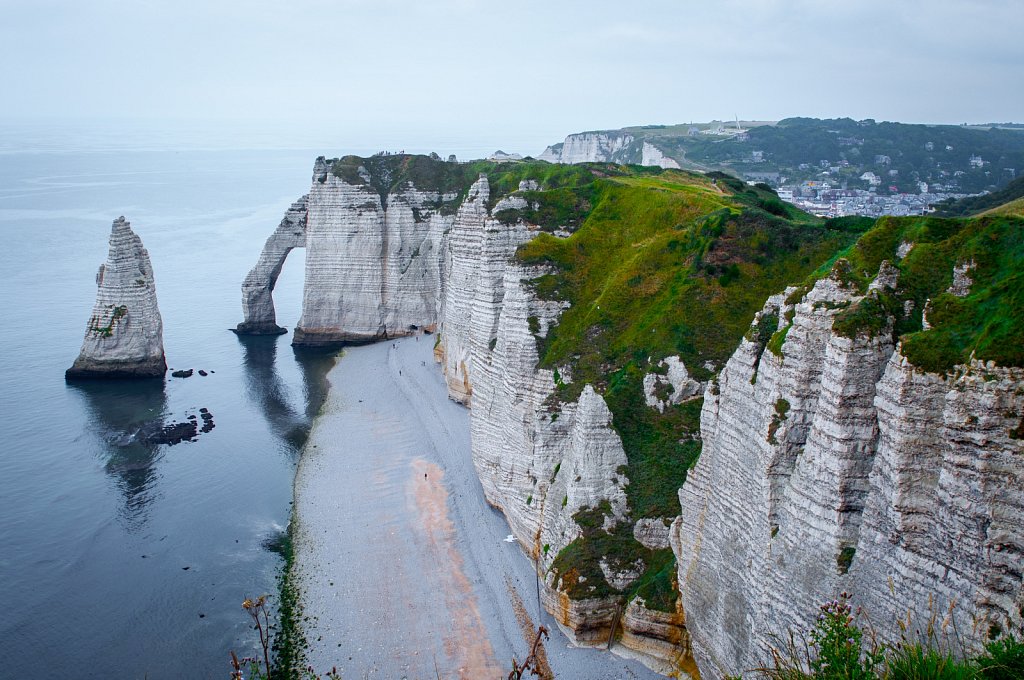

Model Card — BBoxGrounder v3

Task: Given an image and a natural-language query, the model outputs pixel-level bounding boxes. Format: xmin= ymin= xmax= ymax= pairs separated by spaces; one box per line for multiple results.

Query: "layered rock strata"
xmin=673 ymin=266 xmax=1024 ymax=677
xmin=235 ymin=196 xmax=308 ymax=334
xmin=294 ymin=158 xmax=456 ymax=346
xmin=440 ymin=233 xmax=681 ymax=672
xmin=67 ymin=217 xmax=166 ymax=379
xmin=240 ymin=157 xmax=688 ymax=672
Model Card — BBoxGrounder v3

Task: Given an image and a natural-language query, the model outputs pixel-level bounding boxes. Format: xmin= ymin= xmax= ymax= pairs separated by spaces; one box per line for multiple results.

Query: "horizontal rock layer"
xmin=673 ymin=269 xmax=1024 ymax=677
xmin=67 ymin=216 xmax=165 ymax=379
xmin=235 ymin=196 xmax=308 ymax=335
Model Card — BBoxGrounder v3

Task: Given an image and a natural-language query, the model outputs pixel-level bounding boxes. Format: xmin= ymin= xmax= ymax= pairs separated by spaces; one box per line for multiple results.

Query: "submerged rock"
xmin=66 ymin=217 xmax=166 ymax=380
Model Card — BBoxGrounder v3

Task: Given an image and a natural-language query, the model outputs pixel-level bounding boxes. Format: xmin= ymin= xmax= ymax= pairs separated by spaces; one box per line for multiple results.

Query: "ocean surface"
xmin=0 ymin=135 xmax=341 ymax=678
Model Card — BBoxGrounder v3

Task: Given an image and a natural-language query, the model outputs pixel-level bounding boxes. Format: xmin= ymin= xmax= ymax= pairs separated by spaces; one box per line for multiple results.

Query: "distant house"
xmin=751 ymin=150 xmax=764 ymax=163
xmin=687 ymin=126 xmax=701 ymax=137
xmin=874 ymin=154 xmax=891 ymax=165
xmin=860 ymin=171 xmax=881 ymax=186
xmin=925 ymin=141 xmax=935 ymax=151
xmin=744 ymin=171 xmax=780 ymax=183
xmin=969 ymin=155 xmax=984 ymax=168
xmin=488 ymin=150 xmax=523 ymax=161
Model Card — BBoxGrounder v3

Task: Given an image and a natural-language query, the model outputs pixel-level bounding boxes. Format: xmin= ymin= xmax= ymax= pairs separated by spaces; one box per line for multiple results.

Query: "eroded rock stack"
xmin=67 ymin=217 xmax=166 ymax=379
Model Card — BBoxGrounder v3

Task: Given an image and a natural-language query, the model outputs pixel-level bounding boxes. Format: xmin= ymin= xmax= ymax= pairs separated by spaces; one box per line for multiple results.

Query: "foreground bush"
xmin=754 ymin=592 xmax=1024 ymax=680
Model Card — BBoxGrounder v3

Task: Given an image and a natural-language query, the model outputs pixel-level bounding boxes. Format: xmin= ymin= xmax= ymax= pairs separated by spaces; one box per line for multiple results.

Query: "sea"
xmin=0 ymin=122 xmax=542 ymax=679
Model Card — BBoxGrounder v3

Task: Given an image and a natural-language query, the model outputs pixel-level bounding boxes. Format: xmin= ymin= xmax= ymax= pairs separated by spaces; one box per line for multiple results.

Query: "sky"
xmin=2 ymin=0 xmax=1022 ymax=155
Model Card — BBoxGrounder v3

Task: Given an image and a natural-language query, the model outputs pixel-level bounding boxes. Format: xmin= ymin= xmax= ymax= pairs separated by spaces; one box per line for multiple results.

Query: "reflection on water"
xmin=68 ymin=380 xmax=168 ymax=529
xmin=237 ymin=335 xmax=335 ymax=451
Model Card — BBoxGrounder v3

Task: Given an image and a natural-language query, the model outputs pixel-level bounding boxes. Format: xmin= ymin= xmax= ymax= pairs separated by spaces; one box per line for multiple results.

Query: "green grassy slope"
xmin=777 ymin=212 xmax=1024 ymax=375
xmin=514 ymin=169 xmax=869 ymax=606
xmin=936 ymin=175 xmax=1024 ymax=217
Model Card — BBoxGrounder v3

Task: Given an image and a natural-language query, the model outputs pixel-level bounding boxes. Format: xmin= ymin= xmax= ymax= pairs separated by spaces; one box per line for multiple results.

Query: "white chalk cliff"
xmin=67 ymin=216 xmax=166 ymax=379
xmin=243 ymin=156 xmax=1024 ymax=678
xmin=241 ymin=157 xmax=681 ymax=671
xmin=672 ymin=265 xmax=1024 ymax=677
xmin=539 ymin=131 xmax=680 ymax=169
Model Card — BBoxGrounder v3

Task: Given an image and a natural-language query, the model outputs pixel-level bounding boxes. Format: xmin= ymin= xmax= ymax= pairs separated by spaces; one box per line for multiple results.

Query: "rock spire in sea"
xmin=66 ymin=216 xmax=166 ymax=379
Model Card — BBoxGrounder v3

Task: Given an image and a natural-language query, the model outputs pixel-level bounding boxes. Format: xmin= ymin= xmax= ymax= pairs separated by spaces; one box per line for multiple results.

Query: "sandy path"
xmin=294 ymin=337 xmax=660 ymax=679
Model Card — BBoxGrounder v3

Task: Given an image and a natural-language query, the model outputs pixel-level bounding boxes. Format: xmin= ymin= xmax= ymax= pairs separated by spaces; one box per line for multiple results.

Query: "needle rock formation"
xmin=67 ymin=217 xmax=166 ymax=379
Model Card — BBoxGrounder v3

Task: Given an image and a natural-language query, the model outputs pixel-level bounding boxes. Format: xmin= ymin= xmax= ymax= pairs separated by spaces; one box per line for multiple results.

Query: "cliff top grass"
xmin=521 ymin=167 xmax=869 ymax=606
xmin=795 ymin=212 xmax=1024 ymax=374
xmin=327 ymin=153 xmax=604 ymax=213
xmin=518 ymin=169 xmax=864 ymax=520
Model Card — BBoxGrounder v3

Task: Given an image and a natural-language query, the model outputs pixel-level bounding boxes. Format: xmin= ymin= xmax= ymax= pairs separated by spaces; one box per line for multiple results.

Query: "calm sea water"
xmin=0 ymin=138 xmax=341 ymax=678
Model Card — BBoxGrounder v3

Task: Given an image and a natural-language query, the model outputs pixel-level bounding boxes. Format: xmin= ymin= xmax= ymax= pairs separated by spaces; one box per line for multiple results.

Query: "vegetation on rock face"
xmin=780 ymin=211 xmax=1024 ymax=374
xmin=756 ymin=592 xmax=1024 ymax=680
xmin=518 ymin=166 xmax=869 ymax=607
xmin=327 ymin=153 xmax=599 ymax=217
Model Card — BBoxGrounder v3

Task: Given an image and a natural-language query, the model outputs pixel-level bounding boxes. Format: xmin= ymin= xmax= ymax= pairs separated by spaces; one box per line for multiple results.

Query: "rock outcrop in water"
xmin=236 ymin=157 xmax=459 ymax=345
xmin=67 ymin=217 xmax=166 ymax=379
xmin=235 ymin=196 xmax=308 ymax=334
xmin=673 ymin=257 xmax=1024 ymax=677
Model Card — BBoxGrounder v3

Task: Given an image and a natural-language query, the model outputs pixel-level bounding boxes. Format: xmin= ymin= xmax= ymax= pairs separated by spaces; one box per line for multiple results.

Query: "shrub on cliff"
xmin=755 ymin=592 xmax=1024 ymax=680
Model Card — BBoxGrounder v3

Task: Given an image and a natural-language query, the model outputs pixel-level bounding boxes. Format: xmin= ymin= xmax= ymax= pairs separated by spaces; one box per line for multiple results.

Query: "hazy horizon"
xmin=2 ymin=0 xmax=1022 ymax=157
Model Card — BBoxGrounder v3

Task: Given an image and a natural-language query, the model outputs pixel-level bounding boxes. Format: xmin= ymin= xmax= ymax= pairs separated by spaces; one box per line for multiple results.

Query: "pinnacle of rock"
xmin=66 ymin=217 xmax=166 ymax=380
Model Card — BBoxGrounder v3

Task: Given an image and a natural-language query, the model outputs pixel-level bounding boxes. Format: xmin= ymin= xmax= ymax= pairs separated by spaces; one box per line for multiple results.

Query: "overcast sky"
xmin=2 ymin=0 xmax=1022 ymax=153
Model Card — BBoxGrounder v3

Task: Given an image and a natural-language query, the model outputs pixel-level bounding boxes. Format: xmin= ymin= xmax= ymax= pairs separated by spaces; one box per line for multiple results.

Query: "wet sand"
xmin=293 ymin=336 xmax=661 ymax=679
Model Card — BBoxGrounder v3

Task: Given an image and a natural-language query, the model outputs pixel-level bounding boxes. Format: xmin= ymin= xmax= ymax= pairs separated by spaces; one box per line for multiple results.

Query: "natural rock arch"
xmin=233 ymin=196 xmax=308 ymax=335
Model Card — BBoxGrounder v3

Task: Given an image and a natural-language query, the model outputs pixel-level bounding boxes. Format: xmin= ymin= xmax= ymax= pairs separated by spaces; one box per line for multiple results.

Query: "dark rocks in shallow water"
xmin=138 ymin=418 xmax=197 ymax=445
xmin=125 ymin=407 xmax=215 ymax=445
xmin=199 ymin=408 xmax=215 ymax=434
xmin=198 ymin=370 xmax=208 ymax=376
xmin=171 ymin=369 xmax=193 ymax=378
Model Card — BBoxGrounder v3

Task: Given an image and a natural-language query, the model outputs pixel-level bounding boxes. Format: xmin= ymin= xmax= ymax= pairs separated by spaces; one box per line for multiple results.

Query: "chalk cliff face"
xmin=242 ymin=155 xmax=676 ymax=668
xmin=539 ymin=132 xmax=635 ymax=164
xmin=672 ymin=265 xmax=1024 ymax=677
xmin=236 ymin=196 xmax=308 ymax=334
xmin=245 ymin=156 xmax=1023 ymax=677
xmin=641 ymin=142 xmax=681 ymax=169
xmin=236 ymin=157 xmax=459 ymax=345
xmin=294 ymin=158 xmax=456 ymax=345
xmin=67 ymin=216 xmax=166 ymax=379
xmin=438 ymin=217 xmax=685 ymax=672
xmin=539 ymin=132 xmax=680 ymax=169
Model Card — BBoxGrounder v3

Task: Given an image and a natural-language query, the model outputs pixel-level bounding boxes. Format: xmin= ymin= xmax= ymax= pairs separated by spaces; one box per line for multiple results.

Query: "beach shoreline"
xmin=292 ymin=335 xmax=661 ymax=679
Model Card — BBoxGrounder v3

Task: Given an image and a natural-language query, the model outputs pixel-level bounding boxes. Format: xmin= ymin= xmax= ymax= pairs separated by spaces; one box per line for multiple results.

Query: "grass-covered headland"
xmin=510 ymin=167 xmax=870 ymax=609
xmin=260 ymin=153 xmax=1023 ymax=672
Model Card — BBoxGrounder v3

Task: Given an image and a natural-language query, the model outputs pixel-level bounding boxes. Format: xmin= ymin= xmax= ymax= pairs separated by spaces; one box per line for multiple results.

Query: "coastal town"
xmin=772 ymin=181 xmax=974 ymax=217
